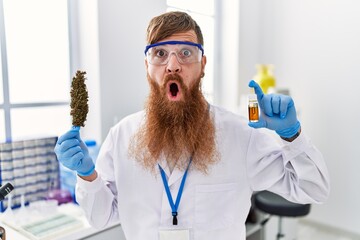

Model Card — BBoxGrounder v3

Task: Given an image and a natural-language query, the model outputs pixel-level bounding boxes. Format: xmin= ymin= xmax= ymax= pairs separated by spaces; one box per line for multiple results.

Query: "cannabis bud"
xmin=70 ymin=70 xmax=89 ymax=127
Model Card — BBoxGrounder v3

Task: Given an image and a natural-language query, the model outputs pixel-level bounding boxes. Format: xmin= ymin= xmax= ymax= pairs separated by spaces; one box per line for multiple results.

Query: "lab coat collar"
xmin=158 ymin=158 xmax=189 ymax=187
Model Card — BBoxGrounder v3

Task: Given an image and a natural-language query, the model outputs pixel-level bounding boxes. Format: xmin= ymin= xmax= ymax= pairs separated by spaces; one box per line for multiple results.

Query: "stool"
xmin=253 ymin=191 xmax=310 ymax=240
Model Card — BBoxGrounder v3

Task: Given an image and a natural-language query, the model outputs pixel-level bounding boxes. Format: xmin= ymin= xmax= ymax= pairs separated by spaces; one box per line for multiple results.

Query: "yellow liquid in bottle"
xmin=248 ymin=102 xmax=259 ymax=122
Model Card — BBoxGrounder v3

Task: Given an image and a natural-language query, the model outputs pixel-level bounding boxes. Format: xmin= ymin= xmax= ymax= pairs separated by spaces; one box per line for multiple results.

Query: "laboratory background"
xmin=0 ymin=0 xmax=359 ymax=239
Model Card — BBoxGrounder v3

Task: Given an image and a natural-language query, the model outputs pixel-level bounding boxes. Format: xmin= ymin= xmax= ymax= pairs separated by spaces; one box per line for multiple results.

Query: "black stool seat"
xmin=254 ymin=191 xmax=310 ymax=217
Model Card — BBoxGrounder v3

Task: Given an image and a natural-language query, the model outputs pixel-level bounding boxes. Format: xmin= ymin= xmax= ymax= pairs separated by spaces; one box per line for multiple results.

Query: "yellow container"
xmin=253 ymin=64 xmax=276 ymax=94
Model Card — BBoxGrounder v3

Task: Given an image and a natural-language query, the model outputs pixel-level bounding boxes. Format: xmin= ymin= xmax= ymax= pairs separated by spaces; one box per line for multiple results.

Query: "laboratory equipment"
xmin=0 ymin=183 xmax=14 ymax=201
xmin=0 ymin=183 xmax=13 ymax=240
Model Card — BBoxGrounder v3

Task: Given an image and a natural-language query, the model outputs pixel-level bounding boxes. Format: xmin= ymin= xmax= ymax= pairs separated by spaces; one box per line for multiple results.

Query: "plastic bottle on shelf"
xmin=252 ymin=64 xmax=276 ymax=94
xmin=84 ymin=139 xmax=100 ymax=163
xmin=59 ymin=164 xmax=77 ymax=202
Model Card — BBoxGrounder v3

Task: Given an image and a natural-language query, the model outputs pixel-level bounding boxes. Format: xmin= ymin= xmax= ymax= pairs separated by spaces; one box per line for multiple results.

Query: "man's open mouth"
xmin=167 ymin=81 xmax=182 ymax=101
xmin=170 ymin=83 xmax=179 ymax=97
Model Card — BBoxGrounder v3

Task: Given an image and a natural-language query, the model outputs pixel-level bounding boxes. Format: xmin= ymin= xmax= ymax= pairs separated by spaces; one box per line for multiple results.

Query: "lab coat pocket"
xmin=195 ymin=183 xmax=240 ymax=231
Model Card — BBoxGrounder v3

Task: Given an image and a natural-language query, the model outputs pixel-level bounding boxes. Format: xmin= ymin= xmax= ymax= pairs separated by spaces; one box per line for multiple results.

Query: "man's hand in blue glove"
xmin=54 ymin=126 xmax=95 ymax=177
xmin=248 ymin=80 xmax=301 ymax=140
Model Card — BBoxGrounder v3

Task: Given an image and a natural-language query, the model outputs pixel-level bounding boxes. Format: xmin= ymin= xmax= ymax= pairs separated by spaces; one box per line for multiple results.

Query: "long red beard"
xmin=129 ymin=73 xmax=219 ymax=174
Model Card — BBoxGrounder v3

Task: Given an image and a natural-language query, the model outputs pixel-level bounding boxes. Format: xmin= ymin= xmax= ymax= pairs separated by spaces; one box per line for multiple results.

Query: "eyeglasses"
xmin=144 ymin=41 xmax=204 ymax=65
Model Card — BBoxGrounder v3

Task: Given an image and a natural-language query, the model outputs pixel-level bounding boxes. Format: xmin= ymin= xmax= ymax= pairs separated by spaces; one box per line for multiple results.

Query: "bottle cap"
xmin=248 ymin=94 xmax=257 ymax=101
xmin=85 ymin=139 xmax=97 ymax=147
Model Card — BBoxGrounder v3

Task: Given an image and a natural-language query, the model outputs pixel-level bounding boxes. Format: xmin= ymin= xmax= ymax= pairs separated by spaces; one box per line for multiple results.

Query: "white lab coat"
xmin=76 ymin=105 xmax=330 ymax=240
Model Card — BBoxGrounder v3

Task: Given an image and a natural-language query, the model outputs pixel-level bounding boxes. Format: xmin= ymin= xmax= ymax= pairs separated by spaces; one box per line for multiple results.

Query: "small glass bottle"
xmin=248 ymin=94 xmax=259 ymax=122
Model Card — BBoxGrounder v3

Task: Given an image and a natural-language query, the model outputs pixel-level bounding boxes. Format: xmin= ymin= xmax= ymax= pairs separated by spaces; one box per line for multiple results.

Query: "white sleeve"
xmin=246 ymin=130 xmax=330 ymax=204
xmin=76 ymin=176 xmax=119 ymax=229
xmin=75 ymin=128 xmax=119 ymax=229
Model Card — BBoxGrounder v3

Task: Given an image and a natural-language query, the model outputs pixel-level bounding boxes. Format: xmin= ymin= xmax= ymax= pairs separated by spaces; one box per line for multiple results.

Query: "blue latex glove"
xmin=54 ymin=126 xmax=95 ymax=176
xmin=248 ymin=80 xmax=300 ymax=138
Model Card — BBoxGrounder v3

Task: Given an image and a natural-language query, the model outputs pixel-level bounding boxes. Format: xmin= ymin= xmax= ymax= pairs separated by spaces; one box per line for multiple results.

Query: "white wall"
xmin=97 ymin=0 xmax=166 ymax=141
xmin=239 ymin=0 xmax=360 ymax=235
xmin=74 ymin=0 xmax=166 ymax=143
xmin=238 ymin=0 xmax=261 ymax=99
xmin=215 ymin=0 xmax=241 ymax=111
xmin=70 ymin=0 xmax=102 ymax=144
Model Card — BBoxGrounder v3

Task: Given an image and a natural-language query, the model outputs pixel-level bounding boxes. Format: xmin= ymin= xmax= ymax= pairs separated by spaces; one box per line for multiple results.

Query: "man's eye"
xmin=155 ymin=50 xmax=167 ymax=58
xmin=181 ymin=49 xmax=192 ymax=57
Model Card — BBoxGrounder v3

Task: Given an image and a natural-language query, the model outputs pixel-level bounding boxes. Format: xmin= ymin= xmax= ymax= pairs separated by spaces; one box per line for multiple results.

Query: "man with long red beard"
xmin=130 ymin=71 xmax=219 ymax=174
xmin=55 ymin=11 xmax=329 ymax=240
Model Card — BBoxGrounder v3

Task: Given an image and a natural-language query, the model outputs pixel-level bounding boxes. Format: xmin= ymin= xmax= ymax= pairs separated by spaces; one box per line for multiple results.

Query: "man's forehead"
xmin=157 ymin=30 xmax=198 ymax=44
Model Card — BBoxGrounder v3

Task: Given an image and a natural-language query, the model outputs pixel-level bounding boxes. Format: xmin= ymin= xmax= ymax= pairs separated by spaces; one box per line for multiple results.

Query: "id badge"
xmin=159 ymin=229 xmax=190 ymax=240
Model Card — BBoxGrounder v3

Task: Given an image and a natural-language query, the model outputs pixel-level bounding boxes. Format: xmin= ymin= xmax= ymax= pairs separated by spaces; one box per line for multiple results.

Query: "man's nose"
xmin=166 ymin=53 xmax=181 ymax=73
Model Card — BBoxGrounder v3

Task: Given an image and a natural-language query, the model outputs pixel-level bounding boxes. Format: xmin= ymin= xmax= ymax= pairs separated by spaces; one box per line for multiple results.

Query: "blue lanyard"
xmin=158 ymin=158 xmax=192 ymax=225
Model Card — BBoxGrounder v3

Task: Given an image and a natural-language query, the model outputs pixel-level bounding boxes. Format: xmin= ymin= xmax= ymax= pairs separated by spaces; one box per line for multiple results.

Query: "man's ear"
xmin=201 ymin=55 xmax=207 ymax=75
xmin=145 ymin=58 xmax=148 ymax=70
